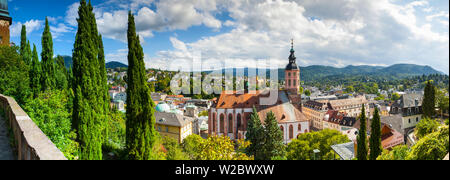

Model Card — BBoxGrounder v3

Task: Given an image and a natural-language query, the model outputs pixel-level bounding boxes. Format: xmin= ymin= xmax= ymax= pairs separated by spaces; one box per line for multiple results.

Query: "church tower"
xmin=0 ymin=0 xmax=12 ymax=46
xmin=285 ymin=39 xmax=300 ymax=94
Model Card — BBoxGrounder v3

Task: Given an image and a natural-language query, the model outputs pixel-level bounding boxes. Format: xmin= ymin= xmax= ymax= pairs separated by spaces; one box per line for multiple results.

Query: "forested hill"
xmin=298 ymin=64 xmax=445 ymax=82
xmin=105 ymin=61 xmax=128 ymax=69
xmin=62 ymin=56 xmax=128 ymax=69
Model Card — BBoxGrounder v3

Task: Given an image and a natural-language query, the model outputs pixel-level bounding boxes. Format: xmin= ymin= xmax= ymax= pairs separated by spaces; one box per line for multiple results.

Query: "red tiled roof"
xmin=381 ymin=124 xmax=404 ymax=149
xmin=215 ymin=90 xmax=308 ymax=123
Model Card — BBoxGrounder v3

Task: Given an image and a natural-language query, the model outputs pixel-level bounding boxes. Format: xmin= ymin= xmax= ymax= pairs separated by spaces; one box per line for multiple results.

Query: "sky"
xmin=7 ymin=0 xmax=450 ymax=74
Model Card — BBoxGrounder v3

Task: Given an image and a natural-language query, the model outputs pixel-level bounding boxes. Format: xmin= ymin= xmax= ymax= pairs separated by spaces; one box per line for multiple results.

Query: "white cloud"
xmin=90 ymin=0 xmax=223 ymax=42
xmin=65 ymin=2 xmax=80 ymax=27
xmin=10 ymin=19 xmax=43 ymax=37
xmin=145 ymin=0 xmax=449 ymax=74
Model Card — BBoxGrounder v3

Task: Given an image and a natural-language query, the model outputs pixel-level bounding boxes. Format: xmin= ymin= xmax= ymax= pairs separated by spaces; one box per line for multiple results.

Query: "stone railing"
xmin=0 ymin=94 xmax=66 ymax=160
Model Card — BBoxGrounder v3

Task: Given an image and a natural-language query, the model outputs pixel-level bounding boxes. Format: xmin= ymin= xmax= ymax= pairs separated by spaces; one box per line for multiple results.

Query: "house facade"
xmin=390 ymin=93 xmax=423 ymax=130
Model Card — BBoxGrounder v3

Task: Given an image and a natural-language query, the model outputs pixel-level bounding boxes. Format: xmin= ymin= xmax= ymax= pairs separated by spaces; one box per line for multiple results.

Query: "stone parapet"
xmin=0 ymin=94 xmax=67 ymax=160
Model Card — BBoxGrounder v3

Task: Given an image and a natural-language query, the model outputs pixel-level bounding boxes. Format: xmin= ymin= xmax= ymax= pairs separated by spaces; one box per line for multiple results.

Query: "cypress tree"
xmin=126 ymin=12 xmax=157 ymax=160
xmin=29 ymin=44 xmax=41 ymax=98
xmin=25 ymin=41 xmax=32 ymax=65
xmin=98 ymin=35 xmax=110 ymax=143
xmin=72 ymin=0 xmax=106 ymax=160
xmin=261 ymin=111 xmax=285 ymax=160
xmin=54 ymin=55 xmax=68 ymax=90
xmin=20 ymin=25 xmax=27 ymax=56
xmin=19 ymin=25 xmax=32 ymax=66
xmin=357 ymin=104 xmax=368 ymax=160
xmin=423 ymin=81 xmax=436 ymax=118
xmin=41 ymin=17 xmax=56 ymax=91
xmin=246 ymin=106 xmax=264 ymax=159
xmin=369 ymin=107 xmax=382 ymax=160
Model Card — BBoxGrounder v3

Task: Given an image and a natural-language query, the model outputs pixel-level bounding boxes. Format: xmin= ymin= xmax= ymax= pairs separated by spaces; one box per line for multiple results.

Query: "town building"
xmin=389 ymin=93 xmax=423 ymax=130
xmin=380 ymin=124 xmax=404 ymax=150
xmin=208 ymin=41 xmax=309 ymax=144
xmin=0 ymin=0 xmax=11 ymax=46
xmin=155 ymin=111 xmax=194 ymax=143
xmin=303 ymin=100 xmax=328 ymax=130
xmin=304 ymin=96 xmax=368 ymax=131
xmin=319 ymin=96 xmax=370 ymax=117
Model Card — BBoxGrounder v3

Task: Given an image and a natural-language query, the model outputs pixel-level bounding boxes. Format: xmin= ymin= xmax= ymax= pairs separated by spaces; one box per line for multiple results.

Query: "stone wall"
xmin=0 ymin=19 xmax=9 ymax=46
xmin=0 ymin=94 xmax=67 ymax=160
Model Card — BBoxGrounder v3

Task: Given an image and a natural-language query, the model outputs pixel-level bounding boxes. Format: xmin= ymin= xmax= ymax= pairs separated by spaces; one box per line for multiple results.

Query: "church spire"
xmin=291 ymin=38 xmax=294 ymax=52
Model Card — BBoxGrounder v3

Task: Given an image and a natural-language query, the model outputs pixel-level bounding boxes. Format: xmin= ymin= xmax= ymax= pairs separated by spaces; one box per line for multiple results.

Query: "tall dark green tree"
xmin=98 ymin=35 xmax=110 ymax=143
xmin=29 ymin=44 xmax=41 ymax=98
xmin=20 ymin=25 xmax=27 ymax=56
xmin=261 ymin=111 xmax=285 ymax=160
xmin=19 ymin=25 xmax=32 ymax=66
xmin=71 ymin=0 xmax=107 ymax=160
xmin=126 ymin=12 xmax=157 ymax=160
xmin=41 ymin=17 xmax=56 ymax=91
xmin=369 ymin=107 xmax=382 ymax=160
xmin=357 ymin=104 xmax=368 ymax=160
xmin=54 ymin=55 xmax=68 ymax=90
xmin=423 ymin=81 xmax=436 ymax=118
xmin=245 ymin=106 xmax=265 ymax=159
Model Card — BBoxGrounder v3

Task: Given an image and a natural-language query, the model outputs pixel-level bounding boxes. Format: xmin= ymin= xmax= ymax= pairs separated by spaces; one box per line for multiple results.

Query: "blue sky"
xmin=7 ymin=0 xmax=449 ymax=74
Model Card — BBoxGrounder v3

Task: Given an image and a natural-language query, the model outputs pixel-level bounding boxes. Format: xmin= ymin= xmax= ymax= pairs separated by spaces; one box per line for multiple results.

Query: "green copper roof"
xmin=0 ymin=0 xmax=10 ymax=18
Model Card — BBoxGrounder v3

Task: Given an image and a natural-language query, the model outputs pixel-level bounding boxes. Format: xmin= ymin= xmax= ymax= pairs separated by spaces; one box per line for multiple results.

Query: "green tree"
xmin=377 ymin=145 xmax=410 ymax=160
xmin=436 ymin=89 xmax=449 ymax=118
xmin=41 ymin=17 xmax=56 ymax=91
xmin=261 ymin=111 xmax=285 ymax=160
xmin=23 ymin=90 xmax=79 ymax=160
xmin=422 ymin=81 xmax=436 ymax=118
xmin=346 ymin=85 xmax=354 ymax=93
xmin=304 ymin=89 xmax=311 ymax=96
xmin=287 ymin=129 xmax=350 ymax=160
xmin=54 ymin=56 xmax=68 ymax=90
xmin=407 ymin=125 xmax=448 ymax=160
xmin=19 ymin=25 xmax=32 ymax=66
xmin=391 ymin=93 xmax=401 ymax=101
xmin=414 ymin=118 xmax=440 ymax=139
xmin=125 ymin=12 xmax=158 ymax=160
xmin=197 ymin=136 xmax=252 ymax=160
xmin=0 ymin=45 xmax=31 ymax=105
xmin=71 ymin=0 xmax=107 ymax=160
xmin=29 ymin=44 xmax=41 ymax=98
xmin=181 ymin=134 xmax=204 ymax=160
xmin=369 ymin=107 xmax=382 ymax=160
xmin=357 ymin=104 xmax=368 ymax=160
xmin=162 ymin=137 xmax=188 ymax=160
xmin=245 ymin=106 xmax=265 ymax=159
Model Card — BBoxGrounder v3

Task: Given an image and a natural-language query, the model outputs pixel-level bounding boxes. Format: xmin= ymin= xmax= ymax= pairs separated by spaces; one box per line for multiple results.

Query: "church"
xmin=0 ymin=0 xmax=11 ymax=46
xmin=208 ymin=41 xmax=310 ymax=144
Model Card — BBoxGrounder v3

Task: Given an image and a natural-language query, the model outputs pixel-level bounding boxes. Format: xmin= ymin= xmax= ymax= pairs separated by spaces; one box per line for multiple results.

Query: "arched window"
xmin=237 ymin=114 xmax=242 ymax=131
xmin=228 ymin=114 xmax=233 ymax=133
xmin=288 ymin=79 xmax=291 ymax=86
xmin=220 ymin=114 xmax=225 ymax=133
xmin=298 ymin=124 xmax=302 ymax=131
xmin=280 ymin=126 xmax=284 ymax=138
xmin=212 ymin=113 xmax=217 ymax=133
xmin=289 ymin=125 xmax=294 ymax=139
xmin=416 ymin=117 xmax=419 ymax=122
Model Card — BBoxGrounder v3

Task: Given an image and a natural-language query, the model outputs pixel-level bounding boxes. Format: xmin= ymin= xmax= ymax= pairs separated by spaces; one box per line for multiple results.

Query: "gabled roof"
xmin=155 ymin=112 xmax=193 ymax=127
xmin=214 ymin=90 xmax=308 ymax=123
xmin=392 ymin=93 xmax=423 ymax=108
